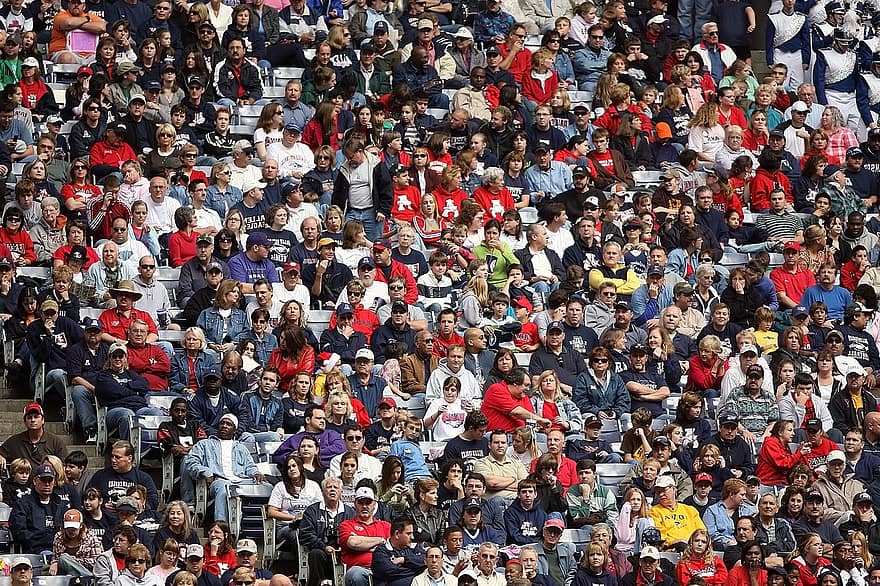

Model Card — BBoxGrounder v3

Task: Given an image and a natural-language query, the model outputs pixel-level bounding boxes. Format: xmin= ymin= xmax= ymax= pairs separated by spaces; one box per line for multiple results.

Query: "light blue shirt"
xmin=524 ymin=162 xmax=573 ymax=205
xmin=630 ymin=283 xmax=675 ymax=326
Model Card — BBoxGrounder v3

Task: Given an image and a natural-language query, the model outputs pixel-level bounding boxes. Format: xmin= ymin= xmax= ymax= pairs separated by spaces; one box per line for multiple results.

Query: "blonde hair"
xmin=698 ymin=335 xmax=721 ymax=354
xmin=511 ymin=425 xmax=539 ymax=459
xmin=537 ymin=370 xmax=565 ymax=401
xmin=463 ymin=275 xmax=489 ymax=307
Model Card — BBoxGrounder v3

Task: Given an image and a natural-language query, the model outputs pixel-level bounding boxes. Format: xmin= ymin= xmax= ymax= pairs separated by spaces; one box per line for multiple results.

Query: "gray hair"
xmin=479 ymin=542 xmax=499 ymax=553
xmin=701 ymin=21 xmax=718 ymax=33
xmin=41 ymin=196 xmax=59 ymax=209
xmin=695 ymin=263 xmax=715 ymax=279
xmin=591 ymin=523 xmax=612 ymax=536
xmin=481 ymin=166 xmax=505 ymax=186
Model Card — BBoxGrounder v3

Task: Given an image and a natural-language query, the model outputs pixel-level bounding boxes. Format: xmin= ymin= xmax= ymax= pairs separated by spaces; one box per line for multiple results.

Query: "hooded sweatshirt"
xmin=503 ymin=498 xmax=548 ymax=545
xmin=425 ymin=358 xmax=481 ymax=402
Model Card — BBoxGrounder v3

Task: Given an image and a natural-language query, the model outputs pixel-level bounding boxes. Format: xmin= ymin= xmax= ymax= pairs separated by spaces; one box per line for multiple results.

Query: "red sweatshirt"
xmin=268 ymin=345 xmax=316 ymax=392
xmin=676 ymin=555 xmax=728 ymax=586
xmin=0 ymin=228 xmax=35 ymax=264
xmin=756 ymin=435 xmax=806 ymax=485
xmin=126 ymin=343 xmax=171 ymax=392
xmin=749 ymin=168 xmax=792 ymax=212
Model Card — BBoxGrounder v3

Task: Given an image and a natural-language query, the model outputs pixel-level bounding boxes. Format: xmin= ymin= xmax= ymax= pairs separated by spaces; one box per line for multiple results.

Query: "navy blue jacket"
xmin=320 ymin=327 xmax=369 ymax=365
xmin=189 ymin=388 xmax=243 ymax=437
xmin=94 ymin=368 xmax=149 ymax=411
xmin=503 ymin=499 xmax=548 ymax=545
xmin=371 ymin=541 xmax=427 ymax=586
xmin=86 ymin=466 xmax=159 ymax=509
xmin=10 ymin=492 xmax=69 ymax=552
xmin=26 ymin=316 xmax=83 ymax=372
xmin=66 ymin=341 xmax=108 ymax=387
xmin=371 ymin=321 xmax=416 ymax=362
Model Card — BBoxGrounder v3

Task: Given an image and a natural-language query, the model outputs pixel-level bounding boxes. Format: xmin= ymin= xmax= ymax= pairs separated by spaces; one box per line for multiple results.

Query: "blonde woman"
xmin=573 ymin=541 xmax=615 ymax=584
xmin=850 ymin=531 xmax=873 ymax=577
xmin=506 ymin=425 xmax=539 ymax=468
xmin=675 ymin=528 xmax=728 ymax=586
xmin=788 ymin=533 xmax=831 ymax=585
xmin=531 ymin=370 xmax=584 ymax=433
xmin=686 ymin=335 xmax=726 ymax=396
xmin=145 ymin=123 xmax=181 ymax=177
xmin=457 ymin=273 xmax=489 ymax=330
xmin=614 ymin=487 xmax=655 ymax=555
xmin=206 ymin=162 xmax=243 ymax=218
xmin=688 ymin=101 xmax=725 ymax=163
xmin=325 ymin=389 xmax=356 ymax=434
xmin=224 ymin=208 xmax=247 ymax=249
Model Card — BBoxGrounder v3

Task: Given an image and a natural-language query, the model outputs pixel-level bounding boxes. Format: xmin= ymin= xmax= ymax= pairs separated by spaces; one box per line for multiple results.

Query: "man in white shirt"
xmin=269 ymin=122 xmax=316 ymax=179
xmin=189 ymin=178 xmax=222 ymax=235
xmin=543 ymin=203 xmax=574 ymax=258
xmin=228 ymin=140 xmax=263 ymax=190
xmin=143 ymin=176 xmax=180 ymax=237
xmin=272 ymin=261 xmax=311 ymax=308
xmin=283 ymin=180 xmax=320 ymax=242
xmin=328 ymin=423 xmax=382 ymax=481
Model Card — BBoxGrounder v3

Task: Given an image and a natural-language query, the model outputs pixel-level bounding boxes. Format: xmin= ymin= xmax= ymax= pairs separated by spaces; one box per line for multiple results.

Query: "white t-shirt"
xmin=267 ymin=479 xmax=322 ymax=516
xmin=425 ymin=398 xmax=467 ymax=442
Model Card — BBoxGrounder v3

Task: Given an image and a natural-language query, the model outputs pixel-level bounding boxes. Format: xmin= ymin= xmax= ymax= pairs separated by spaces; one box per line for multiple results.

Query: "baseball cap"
xmin=11 ymin=558 xmax=31 ymax=569
xmin=63 ymin=509 xmax=82 ymax=528
xmin=739 ymin=344 xmax=758 ymax=356
xmin=718 ymin=412 xmax=738 ymax=426
xmin=336 ymin=303 xmax=355 ymax=317
xmin=34 ymin=464 xmax=55 ymax=478
xmin=379 ymin=397 xmax=397 ymax=408
xmin=630 ymin=344 xmax=648 ymax=356
xmin=186 ymin=544 xmax=205 ymax=559
xmin=824 ymin=164 xmax=842 ymax=177
xmin=806 ymin=490 xmax=824 ymax=501
xmin=109 ymin=342 xmax=128 ymax=356
xmin=355 ymin=487 xmax=376 ymax=501
xmin=547 ymin=320 xmax=564 ymax=333
xmin=187 ymin=75 xmax=206 ymax=87
xmin=848 ymin=147 xmax=864 ymax=158
xmin=854 ymin=492 xmax=872 ymax=504
xmin=464 ymin=496 xmax=482 ymax=510
xmin=417 ymin=18 xmax=434 ymax=30
xmin=24 ymin=402 xmax=43 ymax=417
xmin=241 ymin=177 xmax=267 ymax=194
xmin=572 ymin=104 xmax=589 ymax=114
xmin=21 ymin=57 xmax=39 ymax=68
xmin=652 ymin=435 xmax=671 ymax=448
xmin=67 ymin=245 xmax=87 ymax=262
xmin=674 ymin=282 xmax=694 ymax=296
xmin=615 ymin=300 xmax=631 ymax=311
xmin=745 ymin=475 xmax=760 ymax=486
xmin=46 ymin=114 xmax=63 ymax=126
xmin=694 ymin=472 xmax=713 ymax=485
xmin=870 ymin=127 xmax=880 ymax=139
xmin=533 ymin=144 xmax=551 ymax=154
xmin=746 ymin=364 xmax=764 ymax=378
xmin=144 ymin=80 xmax=161 ymax=91
xmin=246 ymin=231 xmax=270 ymax=248
xmin=583 ymin=413 xmax=602 ymax=427
xmin=317 ymin=237 xmax=337 ymax=248
xmin=284 ymin=120 xmax=303 ymax=133
xmin=647 ymin=14 xmax=667 ymax=25
xmin=390 ymin=300 xmax=408 ymax=314
xmin=373 ymin=21 xmax=389 ymax=34
xmin=826 ymin=329 xmax=845 ymax=341
xmin=455 ymin=27 xmax=473 ymax=39
xmin=783 ymin=240 xmax=801 ymax=252
xmin=660 ymin=168 xmax=680 ymax=180
xmin=196 ymin=234 xmax=213 ymax=246
xmin=0 ymin=256 xmax=13 ymax=269
xmin=849 ymin=301 xmax=873 ymax=314
xmin=281 ymin=180 xmax=302 ymax=198
xmin=236 ymin=538 xmax=258 ymax=553
xmin=77 ymin=65 xmax=93 ymax=77
xmin=769 ymin=129 xmax=785 ymax=140
xmin=128 ymin=94 xmax=146 ymax=106
xmin=640 ymin=546 xmax=661 ymax=560
xmin=572 ymin=165 xmax=589 ymax=177
xmin=373 ymin=238 xmax=392 ymax=251
xmin=512 ymin=296 xmax=533 ymax=313
xmin=791 ymin=100 xmax=811 ymax=113
xmin=642 ymin=527 xmax=663 ymax=544
xmin=646 ymin=264 xmax=664 ymax=277
xmin=584 ymin=195 xmax=600 ymax=210
xmin=203 ymin=365 xmax=221 ymax=380
xmin=486 ymin=47 xmax=501 ymax=57
xmin=283 ymin=261 xmax=300 ymax=274
xmin=39 ymin=299 xmax=59 ymax=314
xmin=654 ymin=475 xmax=675 ymax=489
xmin=206 ymin=261 xmax=224 ymax=273
xmin=355 ymin=348 xmax=375 ymax=361
xmin=358 ymin=256 xmax=376 ymax=269
xmin=389 ymin=163 xmax=409 ymax=177
xmin=545 ymin=517 xmax=565 ymax=530
xmin=792 ymin=305 xmax=809 ymax=317
xmin=83 ymin=317 xmax=102 ymax=331
xmin=805 ymin=417 xmax=822 ymax=430
xmin=231 ymin=139 xmax=254 ymax=154
xmin=827 ymin=449 xmax=846 ymax=463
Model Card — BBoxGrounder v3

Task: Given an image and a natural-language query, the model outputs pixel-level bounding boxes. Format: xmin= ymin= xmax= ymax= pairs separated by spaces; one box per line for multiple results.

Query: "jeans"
xmin=241 ymin=431 xmax=282 ymax=443
xmin=56 ymin=553 xmax=93 ymax=577
xmin=345 ymin=566 xmax=373 ymax=586
xmin=345 ymin=207 xmax=383 ymax=241
xmin=203 ymin=478 xmax=259 ymax=521
xmin=428 ymin=92 xmax=450 ymax=111
xmin=598 ymin=452 xmax=624 ymax=463
xmin=71 ymin=384 xmax=97 ymax=432
xmin=42 ymin=367 xmax=66 ymax=402
xmin=107 ymin=406 xmax=164 ymax=440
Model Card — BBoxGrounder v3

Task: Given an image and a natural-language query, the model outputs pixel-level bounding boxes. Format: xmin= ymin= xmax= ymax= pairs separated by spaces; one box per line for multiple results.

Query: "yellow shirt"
xmin=754 ymin=330 xmax=779 ymax=355
xmin=648 ymin=502 xmax=707 ymax=548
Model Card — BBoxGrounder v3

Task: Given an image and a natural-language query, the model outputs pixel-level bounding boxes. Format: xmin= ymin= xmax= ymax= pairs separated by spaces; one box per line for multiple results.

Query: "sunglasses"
xmin=73 ymin=165 xmax=88 ymax=170
xmin=591 ymin=358 xmax=609 ymax=364
xmin=129 ymin=559 xmax=148 ymax=565
xmin=139 ymin=264 xmax=156 ymax=269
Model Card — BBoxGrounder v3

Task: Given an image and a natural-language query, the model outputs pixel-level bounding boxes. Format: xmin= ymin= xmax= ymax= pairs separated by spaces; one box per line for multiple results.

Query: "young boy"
xmin=2 ymin=458 xmax=30 ymax=507
xmin=512 ymin=296 xmax=540 ymax=352
xmin=507 ymin=264 xmax=541 ymax=313
xmin=417 ymin=250 xmax=454 ymax=312
xmin=565 ymin=414 xmax=622 ymax=463
xmin=753 ymin=306 xmax=779 ymax=355
xmin=682 ymin=471 xmax=713 ymax=516
xmin=390 ymin=165 xmax=421 ymax=226
xmin=389 ymin=416 xmax=431 ymax=481
xmin=63 ymin=451 xmax=88 ymax=487
xmin=502 ymin=478 xmax=547 ymax=545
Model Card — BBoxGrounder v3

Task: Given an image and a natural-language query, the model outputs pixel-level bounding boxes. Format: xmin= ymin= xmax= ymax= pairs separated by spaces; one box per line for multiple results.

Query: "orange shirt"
xmin=50 ymin=10 xmax=106 ymax=56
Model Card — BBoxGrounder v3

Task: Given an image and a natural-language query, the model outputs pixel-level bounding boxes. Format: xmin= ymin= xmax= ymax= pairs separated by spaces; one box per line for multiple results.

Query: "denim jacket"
xmin=169 ymin=350 xmax=219 ymax=393
xmin=182 ymin=436 xmax=259 ymax=480
xmin=206 ymin=184 xmax=244 ymax=218
xmin=196 ymin=306 xmax=250 ymax=345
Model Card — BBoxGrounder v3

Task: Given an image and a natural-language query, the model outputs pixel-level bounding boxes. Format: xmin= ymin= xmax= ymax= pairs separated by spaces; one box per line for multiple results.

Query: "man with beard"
xmin=452 ymin=68 xmax=494 ymax=123
xmin=549 ymin=166 xmax=604 ymax=224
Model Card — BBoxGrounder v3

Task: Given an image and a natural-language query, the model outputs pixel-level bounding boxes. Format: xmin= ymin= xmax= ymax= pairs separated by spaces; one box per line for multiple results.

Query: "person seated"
xmin=157 ymin=398 xmax=207 ymax=506
xmin=181 ymin=413 xmax=265 ymax=522
xmin=10 ymin=463 xmax=68 ymax=554
xmin=124 ymin=319 xmax=171 ymax=392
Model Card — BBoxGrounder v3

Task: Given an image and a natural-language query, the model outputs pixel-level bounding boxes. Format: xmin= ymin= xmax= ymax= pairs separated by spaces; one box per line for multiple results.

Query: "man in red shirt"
xmin=770 ymin=241 xmax=816 ymax=310
xmin=88 ymin=122 xmax=137 ymax=182
xmin=497 ymin=24 xmax=531 ymax=86
xmin=371 ymin=238 xmax=418 ymax=304
xmin=482 ymin=367 xmax=551 ymax=432
xmin=125 ymin=319 xmax=170 ymax=392
xmin=433 ymin=308 xmax=464 ymax=358
xmin=340 ymin=486 xmax=391 ymax=586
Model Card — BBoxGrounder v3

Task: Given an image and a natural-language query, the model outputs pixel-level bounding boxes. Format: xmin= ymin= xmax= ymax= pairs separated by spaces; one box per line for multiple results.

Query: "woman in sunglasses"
xmin=573 ymin=346 xmax=628 ymax=425
xmin=116 ymin=543 xmax=162 ymax=586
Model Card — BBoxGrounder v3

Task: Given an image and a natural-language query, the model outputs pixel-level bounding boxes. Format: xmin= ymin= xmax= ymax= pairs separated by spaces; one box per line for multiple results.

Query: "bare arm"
xmin=345 ymin=535 xmax=386 ymax=551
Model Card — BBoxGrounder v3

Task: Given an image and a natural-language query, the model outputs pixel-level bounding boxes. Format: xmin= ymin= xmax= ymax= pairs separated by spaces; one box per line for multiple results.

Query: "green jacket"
xmin=473 ymin=241 xmax=519 ymax=290
xmin=0 ymin=58 xmax=21 ymax=87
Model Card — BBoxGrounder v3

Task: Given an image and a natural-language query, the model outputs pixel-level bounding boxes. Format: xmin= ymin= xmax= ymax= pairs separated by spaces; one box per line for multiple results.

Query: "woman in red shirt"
xmin=801 ymin=130 xmax=841 ymax=170
xmin=269 ymin=327 xmax=316 ymax=393
xmin=789 ymin=533 xmax=831 ymax=586
xmin=756 ymin=419 xmax=808 ymax=486
xmin=675 ymin=529 xmax=728 ymax=586
xmin=203 ymin=521 xmax=237 ymax=576
xmin=685 ymin=335 xmax=726 ymax=396
xmin=168 ymin=207 xmax=199 ymax=267
xmin=726 ymin=541 xmax=768 ymax=586
xmin=472 ymin=168 xmax=515 ymax=224
xmin=521 ymin=49 xmax=560 ymax=107
xmin=301 ymin=101 xmax=341 ymax=153
xmin=0 ymin=208 xmax=35 ymax=266
xmin=60 ymin=157 xmax=103 ymax=223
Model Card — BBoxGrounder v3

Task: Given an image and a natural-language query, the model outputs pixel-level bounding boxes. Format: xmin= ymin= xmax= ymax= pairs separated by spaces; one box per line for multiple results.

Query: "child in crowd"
xmin=390 ymin=416 xmax=431 ymax=481
xmin=2 ymin=458 xmax=31 ymax=508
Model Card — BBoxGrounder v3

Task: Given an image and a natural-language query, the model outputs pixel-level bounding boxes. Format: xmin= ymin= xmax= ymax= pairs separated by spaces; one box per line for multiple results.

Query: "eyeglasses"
xmin=73 ymin=165 xmax=87 ymax=170
xmin=254 ymin=319 xmax=267 ymax=324
xmin=600 ymin=292 xmax=616 ymax=297
xmin=706 ymin=31 xmax=719 ymax=36
xmin=6 ymin=217 xmax=21 ymax=223
xmin=111 ymin=227 xmax=128 ymax=233
xmin=414 ymin=153 xmax=427 ymax=158
xmin=159 ymin=133 xmax=174 ymax=138
xmin=234 ymin=582 xmax=255 ymax=586
xmin=317 ymin=155 xmax=332 ymax=161
xmin=510 ymin=33 xmax=525 ymax=38
xmin=182 ymin=153 xmax=196 ymax=158
xmin=389 ymin=285 xmax=405 ymax=290
xmin=87 ymin=106 xmax=101 ymax=112
xmin=349 ymin=291 xmax=363 ymax=297
xmin=590 ymin=34 xmax=604 ymax=39
xmin=219 ymin=237 xmax=233 ymax=242
xmin=591 ymin=358 xmax=609 ymax=364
